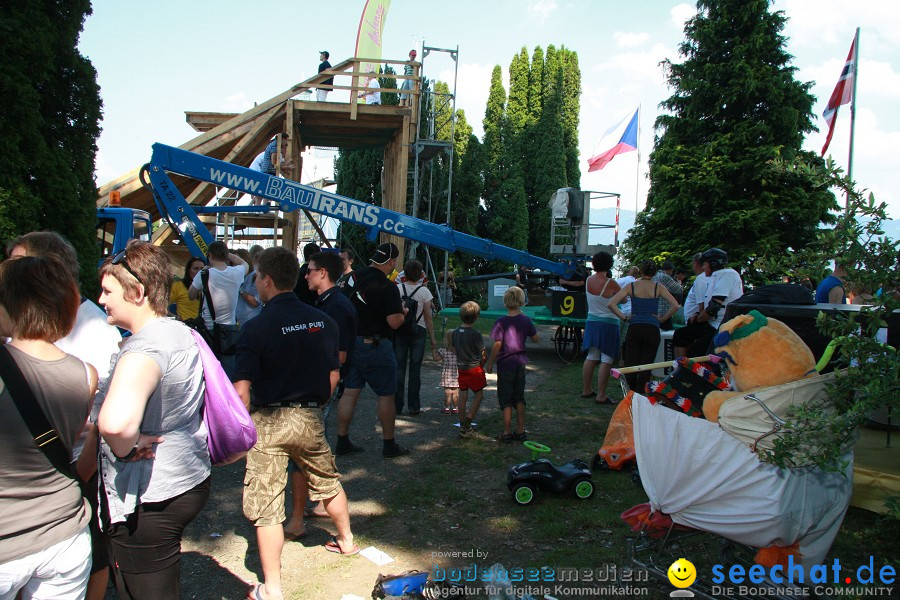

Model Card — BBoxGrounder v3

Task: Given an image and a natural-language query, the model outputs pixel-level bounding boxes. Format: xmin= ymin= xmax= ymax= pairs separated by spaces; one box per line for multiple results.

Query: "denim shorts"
xmin=343 ymin=336 xmax=398 ymax=396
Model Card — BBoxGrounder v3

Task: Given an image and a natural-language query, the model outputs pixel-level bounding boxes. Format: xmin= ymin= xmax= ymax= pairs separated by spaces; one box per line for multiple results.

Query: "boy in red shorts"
xmin=452 ymin=301 xmax=486 ymax=437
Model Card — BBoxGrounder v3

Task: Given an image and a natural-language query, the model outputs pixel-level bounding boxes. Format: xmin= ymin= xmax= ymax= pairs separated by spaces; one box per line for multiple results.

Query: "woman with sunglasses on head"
xmin=0 ymin=256 xmax=98 ymax=599
xmin=96 ymin=240 xmax=210 ymax=600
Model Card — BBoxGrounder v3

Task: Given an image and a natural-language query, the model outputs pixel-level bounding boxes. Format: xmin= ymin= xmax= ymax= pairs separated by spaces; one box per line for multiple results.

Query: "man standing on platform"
xmin=317 ymin=51 xmax=333 ymax=102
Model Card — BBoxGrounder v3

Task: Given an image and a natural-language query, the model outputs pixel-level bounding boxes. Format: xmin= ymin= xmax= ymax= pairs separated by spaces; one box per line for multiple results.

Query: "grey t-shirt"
xmin=99 ymin=318 xmax=211 ymax=525
xmin=452 ymin=326 xmax=484 ymax=371
xmin=0 ymin=346 xmax=91 ymax=564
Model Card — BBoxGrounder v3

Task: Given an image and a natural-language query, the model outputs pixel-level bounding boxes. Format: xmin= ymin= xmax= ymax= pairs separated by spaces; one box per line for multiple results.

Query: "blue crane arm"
xmin=146 ymin=143 xmax=572 ymax=276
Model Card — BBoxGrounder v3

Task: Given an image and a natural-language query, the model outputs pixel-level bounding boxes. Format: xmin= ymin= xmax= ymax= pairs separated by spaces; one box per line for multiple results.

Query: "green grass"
xmin=360 ymin=352 xmax=900 ymax=598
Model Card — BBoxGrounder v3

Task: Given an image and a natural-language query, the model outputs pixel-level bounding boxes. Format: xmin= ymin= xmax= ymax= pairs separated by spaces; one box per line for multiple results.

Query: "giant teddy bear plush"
xmin=702 ymin=309 xmax=818 ymax=423
xmin=630 ymin=309 xmax=853 ymax=572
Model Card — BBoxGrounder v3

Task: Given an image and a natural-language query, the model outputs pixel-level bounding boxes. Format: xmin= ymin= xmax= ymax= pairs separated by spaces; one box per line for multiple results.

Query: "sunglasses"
xmin=111 ymin=249 xmax=146 ymax=288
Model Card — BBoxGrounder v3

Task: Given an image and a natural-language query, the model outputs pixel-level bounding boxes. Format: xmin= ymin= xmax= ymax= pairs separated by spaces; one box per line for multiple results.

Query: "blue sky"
xmin=80 ymin=0 xmax=900 ymax=222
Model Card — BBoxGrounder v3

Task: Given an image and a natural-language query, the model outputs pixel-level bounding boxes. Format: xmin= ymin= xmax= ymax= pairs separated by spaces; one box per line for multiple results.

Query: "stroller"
xmin=608 ymin=353 xmax=853 ymax=599
xmin=592 ymin=355 xmax=727 ymax=473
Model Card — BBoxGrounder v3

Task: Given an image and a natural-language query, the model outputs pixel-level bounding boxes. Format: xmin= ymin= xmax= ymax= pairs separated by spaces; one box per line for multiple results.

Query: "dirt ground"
xmin=165 ymin=323 xmax=573 ymax=600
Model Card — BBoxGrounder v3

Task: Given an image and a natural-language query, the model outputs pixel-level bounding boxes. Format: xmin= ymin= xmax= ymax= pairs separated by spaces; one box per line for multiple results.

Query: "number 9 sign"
xmin=560 ymin=294 xmax=575 ymax=315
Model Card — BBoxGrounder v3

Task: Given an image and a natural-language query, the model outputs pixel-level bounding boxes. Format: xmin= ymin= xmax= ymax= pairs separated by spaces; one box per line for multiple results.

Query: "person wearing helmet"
xmin=672 ymin=248 xmax=743 ymax=357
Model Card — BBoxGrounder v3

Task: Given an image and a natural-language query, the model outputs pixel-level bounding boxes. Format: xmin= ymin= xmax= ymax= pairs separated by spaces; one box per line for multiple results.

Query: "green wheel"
xmin=573 ymin=478 xmax=595 ymax=500
xmin=512 ymin=482 xmax=536 ymax=506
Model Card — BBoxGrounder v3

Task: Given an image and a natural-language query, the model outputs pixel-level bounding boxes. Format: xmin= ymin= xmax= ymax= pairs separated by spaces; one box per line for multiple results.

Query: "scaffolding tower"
xmin=408 ymin=43 xmax=459 ymax=310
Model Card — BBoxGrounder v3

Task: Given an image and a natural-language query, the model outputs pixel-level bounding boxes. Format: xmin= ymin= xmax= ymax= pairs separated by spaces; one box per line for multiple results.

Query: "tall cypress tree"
xmin=560 ymin=48 xmax=582 ymax=189
xmin=0 ymin=1 xmax=101 ymax=292
xmin=529 ymin=66 xmax=568 ymax=258
xmin=507 ymin=48 xmax=530 ymax=132
xmin=481 ymin=65 xmax=506 ymax=240
xmin=481 ymin=66 xmax=527 ymax=259
xmin=334 ymin=148 xmax=384 ymax=261
xmin=622 ymin=0 xmax=837 ymax=280
xmin=522 ymin=47 xmax=545 ymax=230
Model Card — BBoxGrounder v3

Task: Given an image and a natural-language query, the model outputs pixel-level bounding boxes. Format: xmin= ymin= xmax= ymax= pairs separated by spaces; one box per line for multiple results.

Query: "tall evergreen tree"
xmin=622 ymin=0 xmax=837 ymax=281
xmin=560 ymin=48 xmax=582 ymax=189
xmin=0 ymin=1 xmax=102 ymax=292
xmin=481 ymin=65 xmax=506 ymax=240
xmin=481 ymin=66 xmax=527 ymax=260
xmin=528 ymin=47 xmax=545 ymax=124
xmin=529 ymin=66 xmax=568 ymax=258
xmin=522 ymin=47 xmax=545 ymax=226
xmin=334 ymin=148 xmax=383 ymax=261
xmin=507 ymin=48 xmax=530 ymax=132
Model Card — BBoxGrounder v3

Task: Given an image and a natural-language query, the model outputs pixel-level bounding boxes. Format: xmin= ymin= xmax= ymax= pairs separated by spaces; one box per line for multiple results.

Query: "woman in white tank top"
xmin=581 ymin=252 xmax=622 ymax=404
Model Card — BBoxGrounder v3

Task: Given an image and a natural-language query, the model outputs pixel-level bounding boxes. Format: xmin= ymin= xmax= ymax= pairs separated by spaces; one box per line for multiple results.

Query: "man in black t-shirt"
xmin=293 ymin=242 xmax=320 ymax=305
xmin=317 ymin=51 xmax=333 ymax=102
xmin=233 ymin=247 xmax=358 ymax=595
xmin=336 ymin=242 xmax=410 ymax=458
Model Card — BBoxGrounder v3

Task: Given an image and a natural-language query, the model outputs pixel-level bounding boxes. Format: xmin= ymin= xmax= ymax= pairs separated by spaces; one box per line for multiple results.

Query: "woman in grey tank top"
xmin=0 ymin=256 xmax=98 ymax=598
xmin=96 ymin=241 xmax=211 ymax=599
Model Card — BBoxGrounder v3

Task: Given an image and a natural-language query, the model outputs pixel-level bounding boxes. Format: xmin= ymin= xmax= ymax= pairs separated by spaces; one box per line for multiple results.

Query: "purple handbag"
xmin=188 ymin=328 xmax=257 ymax=465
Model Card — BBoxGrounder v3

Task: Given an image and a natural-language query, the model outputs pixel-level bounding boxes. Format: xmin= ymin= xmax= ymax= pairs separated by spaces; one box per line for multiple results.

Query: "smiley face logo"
xmin=667 ymin=558 xmax=696 ymax=588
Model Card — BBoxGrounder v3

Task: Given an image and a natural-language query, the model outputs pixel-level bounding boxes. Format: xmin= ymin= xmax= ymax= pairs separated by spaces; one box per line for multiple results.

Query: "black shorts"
xmin=673 ymin=320 xmax=716 ymax=357
xmin=497 ymin=365 xmax=526 ymax=409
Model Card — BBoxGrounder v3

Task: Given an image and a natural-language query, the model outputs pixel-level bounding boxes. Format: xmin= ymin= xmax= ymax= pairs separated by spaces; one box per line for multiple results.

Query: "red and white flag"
xmin=821 ymin=35 xmax=857 ymax=156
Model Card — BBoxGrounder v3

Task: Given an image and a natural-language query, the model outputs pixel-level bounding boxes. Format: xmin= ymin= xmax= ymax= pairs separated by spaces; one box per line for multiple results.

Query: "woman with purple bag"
xmin=95 ymin=240 xmax=210 ymax=600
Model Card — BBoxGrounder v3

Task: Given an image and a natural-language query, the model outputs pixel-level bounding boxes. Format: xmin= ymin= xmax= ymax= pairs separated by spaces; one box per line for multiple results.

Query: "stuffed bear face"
xmin=713 ymin=310 xmax=816 ymax=392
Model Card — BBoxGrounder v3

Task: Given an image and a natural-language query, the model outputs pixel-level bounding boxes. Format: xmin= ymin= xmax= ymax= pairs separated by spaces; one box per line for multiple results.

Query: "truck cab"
xmin=96 ymin=207 xmax=152 ymax=264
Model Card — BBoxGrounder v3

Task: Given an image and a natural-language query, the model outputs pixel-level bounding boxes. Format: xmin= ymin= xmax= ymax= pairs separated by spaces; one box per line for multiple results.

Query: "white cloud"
xmin=221 ymin=92 xmax=253 ymax=114
xmin=670 ymin=3 xmax=696 ymax=30
xmin=592 ymin=43 xmax=672 ymax=87
xmin=527 ymin=0 xmax=558 ymax=24
xmin=778 ymin=0 xmax=900 ymax=49
xmin=613 ymin=32 xmax=651 ymax=48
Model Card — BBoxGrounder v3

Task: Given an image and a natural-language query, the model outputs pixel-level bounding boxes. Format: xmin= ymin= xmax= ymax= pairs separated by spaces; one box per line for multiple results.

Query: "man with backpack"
xmin=394 ymin=260 xmax=438 ymax=416
xmin=335 ymin=242 xmax=411 ymax=458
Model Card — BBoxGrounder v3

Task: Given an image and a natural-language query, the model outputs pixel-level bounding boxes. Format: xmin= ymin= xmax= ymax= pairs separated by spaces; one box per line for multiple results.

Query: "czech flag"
xmin=587 ymin=106 xmax=639 ymax=172
xmin=821 ymin=35 xmax=857 ymax=156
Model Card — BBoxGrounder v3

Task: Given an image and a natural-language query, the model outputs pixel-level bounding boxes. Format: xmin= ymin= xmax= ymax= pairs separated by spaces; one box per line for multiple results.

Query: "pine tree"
xmin=622 ymin=0 xmax=837 ymax=281
xmin=0 ymin=1 xmax=102 ymax=293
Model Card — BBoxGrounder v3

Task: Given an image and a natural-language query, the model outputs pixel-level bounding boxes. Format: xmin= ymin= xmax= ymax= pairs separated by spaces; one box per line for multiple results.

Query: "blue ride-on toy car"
xmin=506 ymin=441 xmax=595 ymax=505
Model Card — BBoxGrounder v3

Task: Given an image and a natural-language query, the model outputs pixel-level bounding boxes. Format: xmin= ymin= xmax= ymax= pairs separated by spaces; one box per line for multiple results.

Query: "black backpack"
xmin=397 ymin=283 xmax=425 ymax=336
xmin=730 ymin=283 xmax=815 ymax=306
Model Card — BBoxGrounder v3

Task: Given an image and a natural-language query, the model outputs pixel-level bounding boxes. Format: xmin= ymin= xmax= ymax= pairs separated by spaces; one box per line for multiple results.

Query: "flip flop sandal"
xmin=580 ymin=391 xmax=596 ymax=398
xmin=283 ymin=527 xmax=307 ymax=541
xmin=324 ymin=535 xmax=360 ymax=556
xmin=247 ymin=583 xmax=267 ymax=600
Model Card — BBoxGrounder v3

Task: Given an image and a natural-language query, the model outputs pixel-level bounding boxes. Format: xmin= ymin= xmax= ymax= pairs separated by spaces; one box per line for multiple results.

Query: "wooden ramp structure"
xmin=97 ymin=57 xmax=420 ymax=264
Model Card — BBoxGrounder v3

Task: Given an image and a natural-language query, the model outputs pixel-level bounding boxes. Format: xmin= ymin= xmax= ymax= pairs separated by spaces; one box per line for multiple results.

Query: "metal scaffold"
xmin=408 ymin=43 xmax=459 ymax=310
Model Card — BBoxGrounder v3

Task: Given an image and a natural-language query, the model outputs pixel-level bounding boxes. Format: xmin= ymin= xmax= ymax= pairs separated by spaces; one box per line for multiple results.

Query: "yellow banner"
xmin=354 ymin=0 xmax=391 ymax=75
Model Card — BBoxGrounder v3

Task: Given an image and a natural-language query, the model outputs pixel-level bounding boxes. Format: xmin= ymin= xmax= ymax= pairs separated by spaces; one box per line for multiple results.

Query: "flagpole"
xmin=846 ymin=27 xmax=860 ymax=212
xmin=634 ymin=104 xmax=641 ymax=215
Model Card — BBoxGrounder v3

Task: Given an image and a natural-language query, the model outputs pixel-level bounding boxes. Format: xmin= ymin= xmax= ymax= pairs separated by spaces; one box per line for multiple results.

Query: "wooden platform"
xmin=97 ymin=56 xmax=421 ymax=257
